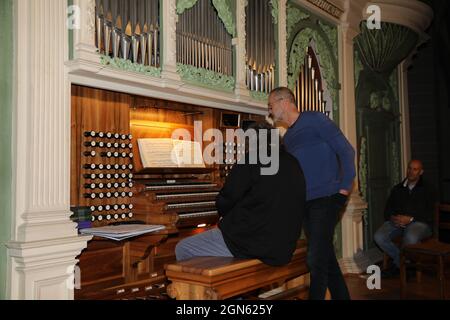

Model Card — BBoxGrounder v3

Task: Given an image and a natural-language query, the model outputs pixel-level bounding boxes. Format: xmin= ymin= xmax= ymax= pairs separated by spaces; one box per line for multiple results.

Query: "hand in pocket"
xmin=333 ymin=193 xmax=348 ymax=208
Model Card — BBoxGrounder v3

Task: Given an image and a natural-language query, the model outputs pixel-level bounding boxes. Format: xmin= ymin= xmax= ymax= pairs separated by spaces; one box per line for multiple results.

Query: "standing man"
xmin=268 ymin=87 xmax=356 ymax=300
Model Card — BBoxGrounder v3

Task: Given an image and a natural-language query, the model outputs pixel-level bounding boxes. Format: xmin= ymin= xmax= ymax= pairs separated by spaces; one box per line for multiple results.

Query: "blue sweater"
xmin=284 ymin=112 xmax=356 ymax=201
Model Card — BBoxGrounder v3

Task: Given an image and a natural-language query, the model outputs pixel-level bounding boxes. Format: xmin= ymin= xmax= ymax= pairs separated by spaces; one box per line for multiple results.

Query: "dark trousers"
xmin=304 ymin=195 xmax=350 ymax=300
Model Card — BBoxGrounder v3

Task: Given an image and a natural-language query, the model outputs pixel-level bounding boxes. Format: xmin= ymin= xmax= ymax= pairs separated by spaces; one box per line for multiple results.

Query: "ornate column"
xmin=161 ymin=0 xmax=181 ymax=81
xmin=6 ymin=0 xmax=90 ymax=299
xmin=234 ymin=0 xmax=250 ymax=98
xmin=277 ymin=0 xmax=288 ymax=87
xmin=338 ymin=10 xmax=367 ymax=264
xmin=72 ymin=0 xmax=98 ymax=62
xmin=337 ymin=0 xmax=433 ymax=273
xmin=359 ymin=0 xmax=434 ymax=177
xmin=363 ymin=0 xmax=433 ymax=39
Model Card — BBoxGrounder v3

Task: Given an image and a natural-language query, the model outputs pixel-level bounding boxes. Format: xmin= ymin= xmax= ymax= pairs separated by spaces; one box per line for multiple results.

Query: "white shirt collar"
xmin=403 ymin=179 xmax=418 ymax=190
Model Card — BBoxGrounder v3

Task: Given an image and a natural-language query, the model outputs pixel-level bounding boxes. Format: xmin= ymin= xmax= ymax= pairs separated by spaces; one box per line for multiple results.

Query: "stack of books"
xmin=70 ymin=206 xmax=92 ymax=230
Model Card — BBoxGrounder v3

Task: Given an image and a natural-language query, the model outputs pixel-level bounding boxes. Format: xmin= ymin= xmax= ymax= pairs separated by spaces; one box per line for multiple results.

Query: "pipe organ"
xmin=245 ymin=0 xmax=276 ymax=94
xmin=72 ymin=85 xmax=262 ymax=299
xmin=293 ymin=47 xmax=329 ymax=116
xmin=77 ymin=3 xmax=332 ymax=300
xmin=95 ymin=0 xmax=160 ymax=66
xmin=176 ymin=0 xmax=233 ymax=75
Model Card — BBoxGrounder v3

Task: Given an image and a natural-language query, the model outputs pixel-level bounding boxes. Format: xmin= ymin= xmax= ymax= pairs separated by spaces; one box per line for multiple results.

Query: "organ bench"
xmin=165 ymin=240 xmax=309 ymax=300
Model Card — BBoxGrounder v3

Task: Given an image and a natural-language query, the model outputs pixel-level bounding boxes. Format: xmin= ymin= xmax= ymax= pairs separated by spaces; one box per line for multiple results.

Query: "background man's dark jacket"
xmin=384 ymin=177 xmax=436 ymax=225
xmin=216 ymin=148 xmax=306 ymax=266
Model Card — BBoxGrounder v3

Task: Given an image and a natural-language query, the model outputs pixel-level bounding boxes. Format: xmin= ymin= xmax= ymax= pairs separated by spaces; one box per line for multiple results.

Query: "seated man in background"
xmin=374 ymin=159 xmax=436 ymax=277
xmin=175 ymin=122 xmax=306 ymax=266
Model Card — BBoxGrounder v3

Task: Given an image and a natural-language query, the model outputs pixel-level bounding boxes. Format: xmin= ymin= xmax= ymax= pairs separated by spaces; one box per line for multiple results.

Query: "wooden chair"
xmin=164 ymin=240 xmax=309 ymax=300
xmin=383 ymin=203 xmax=440 ymax=270
xmin=400 ymin=203 xmax=450 ymax=299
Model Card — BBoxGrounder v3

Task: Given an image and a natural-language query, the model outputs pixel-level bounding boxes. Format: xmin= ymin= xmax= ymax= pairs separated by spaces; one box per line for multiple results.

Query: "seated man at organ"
xmin=175 ymin=122 xmax=307 ymax=266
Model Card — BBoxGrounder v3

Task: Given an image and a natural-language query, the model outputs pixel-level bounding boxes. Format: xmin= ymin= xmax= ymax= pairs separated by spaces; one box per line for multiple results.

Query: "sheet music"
xmin=79 ymin=224 xmax=166 ymax=241
xmin=138 ymin=138 xmax=205 ymax=168
xmin=138 ymin=138 xmax=179 ymax=168
xmin=173 ymin=140 xmax=205 ymax=168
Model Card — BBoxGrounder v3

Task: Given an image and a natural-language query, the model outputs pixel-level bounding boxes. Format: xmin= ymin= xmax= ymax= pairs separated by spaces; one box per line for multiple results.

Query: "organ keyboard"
xmin=132 ymin=168 xmax=221 ymax=231
xmin=145 ymin=183 xmax=218 ymax=191
xmin=155 ymin=192 xmax=219 ymax=200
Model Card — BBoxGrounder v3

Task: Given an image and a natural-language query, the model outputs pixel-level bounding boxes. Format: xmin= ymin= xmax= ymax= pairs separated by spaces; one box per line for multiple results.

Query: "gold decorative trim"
xmin=306 ymin=0 xmax=344 ymax=19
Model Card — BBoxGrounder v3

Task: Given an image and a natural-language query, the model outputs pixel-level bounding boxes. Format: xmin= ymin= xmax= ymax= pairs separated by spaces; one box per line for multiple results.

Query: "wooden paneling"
xmin=78 ymin=245 xmax=126 ymax=286
xmin=71 ymin=85 xmax=133 ymax=226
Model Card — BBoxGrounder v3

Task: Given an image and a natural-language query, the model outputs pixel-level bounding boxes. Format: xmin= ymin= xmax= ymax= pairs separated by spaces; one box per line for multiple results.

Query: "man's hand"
xmin=339 ymin=189 xmax=350 ymax=196
xmin=390 ymin=215 xmax=413 ymax=227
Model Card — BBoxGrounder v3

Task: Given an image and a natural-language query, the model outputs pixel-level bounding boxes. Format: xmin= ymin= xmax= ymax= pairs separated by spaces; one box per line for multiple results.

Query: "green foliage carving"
xmin=176 ymin=0 xmax=199 ymax=14
xmin=100 ymin=55 xmax=162 ymax=77
xmin=212 ymin=0 xmax=236 ymax=37
xmin=177 ymin=63 xmax=235 ymax=92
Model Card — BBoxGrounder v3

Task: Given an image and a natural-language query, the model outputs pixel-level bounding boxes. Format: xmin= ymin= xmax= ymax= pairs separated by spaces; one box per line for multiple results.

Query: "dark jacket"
xmin=384 ymin=177 xmax=436 ymax=225
xmin=217 ymin=148 xmax=306 ymax=266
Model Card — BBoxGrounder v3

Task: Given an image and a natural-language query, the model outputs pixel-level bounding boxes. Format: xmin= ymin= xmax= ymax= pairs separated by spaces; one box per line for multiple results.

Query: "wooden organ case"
xmin=71 ymin=85 xmax=262 ymax=299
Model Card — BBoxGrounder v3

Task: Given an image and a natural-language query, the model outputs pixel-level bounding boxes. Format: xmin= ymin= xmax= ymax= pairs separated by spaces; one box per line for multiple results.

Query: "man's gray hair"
xmin=269 ymin=87 xmax=296 ymax=104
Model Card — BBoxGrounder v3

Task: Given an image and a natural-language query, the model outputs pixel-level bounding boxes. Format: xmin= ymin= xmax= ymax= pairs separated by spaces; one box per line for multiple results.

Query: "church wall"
xmin=408 ymin=43 xmax=440 ymax=193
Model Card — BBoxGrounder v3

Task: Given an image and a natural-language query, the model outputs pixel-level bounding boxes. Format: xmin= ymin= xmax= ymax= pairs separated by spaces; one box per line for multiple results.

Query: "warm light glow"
xmin=197 ymin=224 xmax=207 ymax=228
xmin=130 ymin=119 xmax=194 ymax=131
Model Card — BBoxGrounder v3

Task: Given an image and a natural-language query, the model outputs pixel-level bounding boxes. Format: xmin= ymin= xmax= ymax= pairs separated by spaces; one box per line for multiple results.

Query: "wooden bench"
xmin=164 ymin=241 xmax=309 ymax=300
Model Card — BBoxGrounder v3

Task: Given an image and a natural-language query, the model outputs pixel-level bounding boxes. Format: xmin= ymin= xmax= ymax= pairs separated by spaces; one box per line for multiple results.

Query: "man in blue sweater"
xmin=268 ymin=87 xmax=356 ymax=300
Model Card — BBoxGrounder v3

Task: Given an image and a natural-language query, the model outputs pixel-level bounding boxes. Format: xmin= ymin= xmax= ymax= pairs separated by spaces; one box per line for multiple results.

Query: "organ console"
xmin=132 ymin=167 xmax=221 ymax=231
xmin=72 ymin=85 xmax=263 ymax=299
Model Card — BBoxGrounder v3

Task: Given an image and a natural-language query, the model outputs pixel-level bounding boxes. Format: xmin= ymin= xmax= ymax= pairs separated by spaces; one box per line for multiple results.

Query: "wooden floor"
xmin=346 ymin=272 xmax=450 ymax=300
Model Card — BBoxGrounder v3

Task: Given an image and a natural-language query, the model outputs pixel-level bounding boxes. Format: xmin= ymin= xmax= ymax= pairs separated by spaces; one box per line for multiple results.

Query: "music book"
xmin=137 ymin=138 xmax=205 ymax=168
xmin=79 ymin=224 xmax=166 ymax=241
